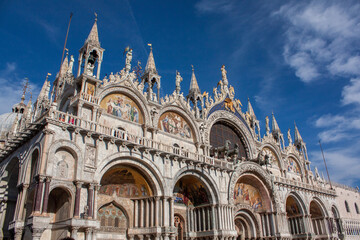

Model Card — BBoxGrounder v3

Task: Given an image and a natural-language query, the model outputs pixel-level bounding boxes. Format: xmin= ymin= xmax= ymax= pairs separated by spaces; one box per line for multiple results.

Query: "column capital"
xmin=74 ymin=180 xmax=83 ymax=188
xmin=42 ymin=128 xmax=55 ymax=135
xmin=85 ymin=227 xmax=92 ymax=234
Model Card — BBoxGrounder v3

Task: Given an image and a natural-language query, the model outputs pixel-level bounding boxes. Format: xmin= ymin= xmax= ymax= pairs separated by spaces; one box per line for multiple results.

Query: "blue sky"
xmin=1 ymin=0 xmax=360 ymax=187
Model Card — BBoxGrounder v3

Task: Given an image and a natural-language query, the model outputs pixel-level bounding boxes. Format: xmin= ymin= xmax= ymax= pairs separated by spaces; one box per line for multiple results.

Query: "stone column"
xmin=134 ymin=199 xmax=138 ymax=227
xmin=155 ymin=197 xmax=159 ymax=226
xmin=17 ymin=184 xmax=29 ymax=220
xmin=93 ymin=185 xmax=99 ymax=219
xmin=41 ymin=177 xmax=51 ymax=214
xmin=74 ymin=181 xmax=83 ymax=218
xmin=92 ymin=228 xmax=97 ymax=240
xmin=31 ymin=228 xmax=44 ymax=240
xmin=34 ymin=176 xmax=45 ymax=214
xmin=139 ymin=199 xmax=143 ymax=227
xmin=71 ymin=227 xmax=80 ymax=240
xmin=202 ymin=207 xmax=205 ymax=231
xmin=217 ymin=206 xmax=222 ymax=230
xmin=211 ymin=204 xmax=216 ymax=230
xmin=163 ymin=197 xmax=168 ymax=227
xmin=14 ymin=227 xmax=24 ymax=240
xmin=96 ymin=60 xmax=102 ymax=79
xmin=145 ymin=198 xmax=149 ymax=227
xmin=87 ymin=183 xmax=94 ymax=219
xmin=85 ymin=228 xmax=92 ymax=240
xmin=170 ymin=197 xmax=174 ymax=228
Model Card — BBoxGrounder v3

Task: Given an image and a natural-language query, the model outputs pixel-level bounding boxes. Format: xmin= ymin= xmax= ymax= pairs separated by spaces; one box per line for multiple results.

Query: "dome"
xmin=0 ymin=112 xmax=21 ymax=140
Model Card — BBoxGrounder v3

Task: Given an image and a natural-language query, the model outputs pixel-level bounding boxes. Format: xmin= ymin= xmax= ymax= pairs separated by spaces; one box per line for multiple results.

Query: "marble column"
xmin=134 ymin=199 xmax=138 ymax=227
xmin=170 ymin=197 xmax=174 ymax=228
xmin=34 ymin=176 xmax=45 ymax=213
xmin=17 ymin=184 xmax=29 ymax=221
xmin=41 ymin=177 xmax=51 ymax=214
xmin=155 ymin=197 xmax=159 ymax=226
xmin=85 ymin=228 xmax=92 ymax=240
xmin=74 ymin=181 xmax=83 ymax=218
xmin=87 ymin=184 xmax=94 ymax=219
xmin=31 ymin=228 xmax=44 ymax=240
xmin=71 ymin=227 xmax=80 ymax=240
xmin=211 ymin=205 xmax=216 ymax=230
xmin=139 ymin=199 xmax=143 ymax=227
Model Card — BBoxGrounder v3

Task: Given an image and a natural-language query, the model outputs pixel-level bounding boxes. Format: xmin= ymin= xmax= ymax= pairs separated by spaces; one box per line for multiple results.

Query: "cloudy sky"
xmin=1 ymin=0 xmax=360 ymax=187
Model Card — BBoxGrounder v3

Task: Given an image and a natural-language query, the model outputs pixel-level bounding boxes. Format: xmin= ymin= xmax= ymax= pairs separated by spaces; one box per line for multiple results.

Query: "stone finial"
xmin=145 ymin=44 xmax=157 ymax=74
xmin=271 ymin=112 xmax=281 ymax=134
xmin=189 ymin=65 xmax=200 ymax=95
xmin=85 ymin=16 xmax=100 ymax=47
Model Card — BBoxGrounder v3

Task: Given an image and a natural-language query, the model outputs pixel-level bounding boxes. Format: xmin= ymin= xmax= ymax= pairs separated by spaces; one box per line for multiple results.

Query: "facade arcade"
xmin=0 ymin=17 xmax=360 ymax=240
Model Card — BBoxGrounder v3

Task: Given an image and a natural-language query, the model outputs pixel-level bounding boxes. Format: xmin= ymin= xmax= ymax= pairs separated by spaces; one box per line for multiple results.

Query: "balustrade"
xmin=48 ymin=109 xmax=232 ymax=170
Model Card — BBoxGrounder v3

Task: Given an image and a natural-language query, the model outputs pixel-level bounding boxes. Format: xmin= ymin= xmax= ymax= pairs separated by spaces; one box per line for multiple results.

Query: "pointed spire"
xmin=38 ymin=73 xmax=51 ymax=101
xmin=60 ymin=53 xmax=69 ymax=76
xmin=21 ymin=78 xmax=29 ymax=104
xmin=145 ymin=44 xmax=157 ymax=74
xmin=294 ymin=122 xmax=303 ymax=144
xmin=271 ymin=112 xmax=281 ymax=133
xmin=189 ymin=65 xmax=201 ymax=94
xmin=85 ymin=13 xmax=100 ymax=47
xmin=247 ymin=98 xmax=255 ymax=118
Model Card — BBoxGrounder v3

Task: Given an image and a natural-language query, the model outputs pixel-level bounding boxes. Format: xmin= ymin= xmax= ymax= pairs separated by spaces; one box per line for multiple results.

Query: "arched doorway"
xmin=1 ymin=158 xmax=19 ymax=240
xmin=98 ymin=165 xmax=154 ymax=239
xmin=286 ymin=195 xmax=306 ymax=237
xmin=98 ymin=202 xmax=127 ymax=234
xmin=234 ymin=210 xmax=259 ymax=240
xmin=174 ymin=214 xmax=185 ymax=240
xmin=331 ymin=206 xmax=343 ymax=238
xmin=48 ymin=187 xmax=72 ymax=240
xmin=233 ymin=173 xmax=273 ymax=239
xmin=310 ymin=200 xmax=327 ymax=237
xmin=173 ymin=175 xmax=213 ymax=233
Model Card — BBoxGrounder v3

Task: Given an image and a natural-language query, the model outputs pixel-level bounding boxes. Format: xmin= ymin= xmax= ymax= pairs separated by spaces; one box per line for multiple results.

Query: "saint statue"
xmin=87 ymin=62 xmax=95 ymax=75
xmin=221 ymin=65 xmax=228 ymax=86
xmin=265 ymin=116 xmax=270 ymax=136
xmin=287 ymin=129 xmax=292 ymax=145
xmin=175 ymin=71 xmax=183 ymax=94
xmin=67 ymin=55 xmax=74 ymax=74
xmin=125 ymin=49 xmax=133 ymax=72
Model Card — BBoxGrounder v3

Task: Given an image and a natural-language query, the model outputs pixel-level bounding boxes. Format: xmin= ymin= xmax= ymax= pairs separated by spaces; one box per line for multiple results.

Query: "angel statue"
xmin=175 ymin=71 xmax=183 ymax=94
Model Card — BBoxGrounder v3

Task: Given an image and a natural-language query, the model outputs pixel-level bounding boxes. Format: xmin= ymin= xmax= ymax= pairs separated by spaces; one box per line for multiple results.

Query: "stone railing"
xmin=70 ymin=92 xmax=100 ymax=106
xmin=342 ymin=218 xmax=360 ymax=238
xmin=48 ymin=109 xmax=233 ymax=170
xmin=273 ymin=176 xmax=335 ymax=195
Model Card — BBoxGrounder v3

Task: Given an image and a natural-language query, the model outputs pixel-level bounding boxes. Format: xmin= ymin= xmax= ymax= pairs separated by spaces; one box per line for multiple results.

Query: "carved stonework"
xmin=85 ymin=144 xmax=96 ymax=168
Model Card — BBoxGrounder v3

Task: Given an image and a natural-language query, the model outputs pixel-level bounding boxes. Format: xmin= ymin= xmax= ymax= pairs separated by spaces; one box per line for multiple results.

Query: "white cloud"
xmin=0 ymin=63 xmax=39 ymax=114
xmin=276 ymin=1 xmax=360 ymax=83
xmin=314 ymin=113 xmax=360 ymax=143
xmin=310 ymin=144 xmax=360 ymax=186
xmin=342 ymin=78 xmax=360 ymax=105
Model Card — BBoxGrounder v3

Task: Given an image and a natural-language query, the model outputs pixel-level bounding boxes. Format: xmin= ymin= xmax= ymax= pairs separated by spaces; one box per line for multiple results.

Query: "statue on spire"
xmin=124 ymin=46 xmax=133 ymax=73
xmin=265 ymin=116 xmax=270 ymax=136
xmin=221 ymin=65 xmax=228 ymax=86
xmin=287 ymin=128 xmax=292 ymax=145
xmin=175 ymin=71 xmax=183 ymax=94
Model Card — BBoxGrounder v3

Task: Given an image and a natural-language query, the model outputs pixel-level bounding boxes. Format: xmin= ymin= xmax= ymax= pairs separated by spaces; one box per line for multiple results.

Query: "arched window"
xmin=355 ymin=203 xmax=359 ymax=214
xmin=345 ymin=201 xmax=350 ymax=213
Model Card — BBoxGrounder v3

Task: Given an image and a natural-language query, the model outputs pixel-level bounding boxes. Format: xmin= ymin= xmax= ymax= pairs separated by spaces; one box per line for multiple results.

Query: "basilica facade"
xmin=0 ymin=18 xmax=360 ymax=240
